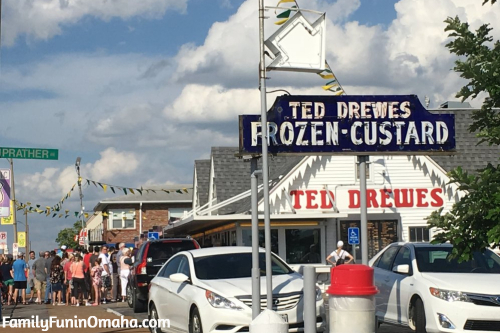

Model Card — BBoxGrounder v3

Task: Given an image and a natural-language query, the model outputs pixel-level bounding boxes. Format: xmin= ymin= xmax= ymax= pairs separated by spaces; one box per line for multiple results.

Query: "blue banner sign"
xmin=239 ymin=95 xmax=455 ymax=155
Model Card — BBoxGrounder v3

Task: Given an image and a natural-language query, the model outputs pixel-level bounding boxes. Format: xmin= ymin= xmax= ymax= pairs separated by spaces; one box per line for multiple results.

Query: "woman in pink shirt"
xmin=63 ymin=254 xmax=74 ymax=306
xmin=71 ymin=255 xmax=90 ymax=306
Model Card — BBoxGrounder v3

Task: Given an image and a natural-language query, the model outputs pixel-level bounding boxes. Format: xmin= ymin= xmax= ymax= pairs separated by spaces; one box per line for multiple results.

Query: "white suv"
xmin=369 ymin=242 xmax=500 ymax=333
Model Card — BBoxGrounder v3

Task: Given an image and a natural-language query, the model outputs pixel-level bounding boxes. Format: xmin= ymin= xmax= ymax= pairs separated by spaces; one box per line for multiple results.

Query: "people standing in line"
xmin=326 ymin=241 xmax=354 ymax=266
xmin=1 ymin=256 xmax=14 ymax=305
xmin=71 ymin=254 xmax=90 ymax=306
xmin=50 ymin=256 xmax=64 ymax=306
xmin=110 ymin=246 xmax=119 ymax=302
xmin=119 ymin=247 xmax=131 ymax=302
xmin=98 ymin=246 xmax=112 ymax=304
xmin=91 ymin=258 xmax=103 ymax=306
xmin=27 ymin=251 xmax=36 ymax=303
xmin=60 ymin=251 xmax=69 ymax=304
xmin=12 ymin=253 xmax=28 ymax=305
xmin=44 ymin=251 xmax=56 ymax=304
xmin=63 ymin=253 xmax=74 ymax=306
xmin=32 ymin=251 xmax=47 ymax=305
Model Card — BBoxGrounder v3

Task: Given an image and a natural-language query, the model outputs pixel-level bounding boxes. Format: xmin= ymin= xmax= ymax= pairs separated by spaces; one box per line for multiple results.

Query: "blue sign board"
xmin=348 ymin=227 xmax=360 ymax=245
xmin=239 ymin=95 xmax=455 ymax=155
xmin=148 ymin=232 xmax=159 ymax=240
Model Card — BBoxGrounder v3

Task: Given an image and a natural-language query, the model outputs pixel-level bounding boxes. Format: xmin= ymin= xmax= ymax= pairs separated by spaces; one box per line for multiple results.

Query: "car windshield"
xmin=415 ymin=247 xmax=500 ymax=273
xmin=193 ymin=252 xmax=293 ymax=280
xmin=148 ymin=241 xmax=197 ymax=261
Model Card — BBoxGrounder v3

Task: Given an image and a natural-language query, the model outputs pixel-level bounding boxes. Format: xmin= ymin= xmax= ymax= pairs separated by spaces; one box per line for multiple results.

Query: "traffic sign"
xmin=0 ymin=147 xmax=59 ymax=160
xmin=148 ymin=232 xmax=159 ymax=240
xmin=348 ymin=227 xmax=360 ymax=245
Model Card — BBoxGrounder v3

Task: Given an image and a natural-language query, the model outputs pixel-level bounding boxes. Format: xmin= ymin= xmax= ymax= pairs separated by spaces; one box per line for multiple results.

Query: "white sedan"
xmin=148 ymin=246 xmax=326 ymax=333
xmin=369 ymin=242 xmax=500 ymax=333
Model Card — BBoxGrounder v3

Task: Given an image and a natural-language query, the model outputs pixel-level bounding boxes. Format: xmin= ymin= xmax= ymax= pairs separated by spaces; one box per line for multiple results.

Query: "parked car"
xmin=127 ymin=237 xmax=200 ymax=312
xmin=148 ymin=246 xmax=327 ymax=333
xmin=369 ymin=242 xmax=500 ymax=333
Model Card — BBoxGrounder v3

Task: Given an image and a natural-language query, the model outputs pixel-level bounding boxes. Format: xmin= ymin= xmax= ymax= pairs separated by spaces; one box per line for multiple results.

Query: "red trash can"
xmin=326 ymin=264 xmax=378 ymax=333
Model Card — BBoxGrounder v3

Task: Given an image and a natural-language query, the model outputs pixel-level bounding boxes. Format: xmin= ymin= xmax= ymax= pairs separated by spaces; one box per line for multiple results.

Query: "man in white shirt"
xmin=98 ymin=246 xmax=112 ymax=303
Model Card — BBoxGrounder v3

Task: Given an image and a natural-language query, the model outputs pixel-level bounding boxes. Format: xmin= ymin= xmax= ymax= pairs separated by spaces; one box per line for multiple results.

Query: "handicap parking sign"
xmin=348 ymin=227 xmax=360 ymax=245
xmin=148 ymin=232 xmax=159 ymax=240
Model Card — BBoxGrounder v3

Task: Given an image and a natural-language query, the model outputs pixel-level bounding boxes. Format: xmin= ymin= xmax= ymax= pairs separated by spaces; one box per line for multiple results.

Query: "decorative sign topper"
xmin=265 ymin=11 xmax=326 ymax=73
xmin=239 ymin=95 xmax=455 ymax=155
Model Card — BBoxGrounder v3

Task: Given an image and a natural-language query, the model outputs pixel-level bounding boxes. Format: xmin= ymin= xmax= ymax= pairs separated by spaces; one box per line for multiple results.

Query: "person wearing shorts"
xmin=1 ymin=256 xmax=14 ymax=305
xmin=12 ymin=253 xmax=28 ymax=305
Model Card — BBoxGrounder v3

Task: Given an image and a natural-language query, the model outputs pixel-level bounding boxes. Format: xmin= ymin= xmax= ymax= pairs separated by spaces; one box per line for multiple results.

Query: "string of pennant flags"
xmin=14 ymin=178 xmax=192 ymax=219
xmin=273 ymin=0 xmax=346 ymax=95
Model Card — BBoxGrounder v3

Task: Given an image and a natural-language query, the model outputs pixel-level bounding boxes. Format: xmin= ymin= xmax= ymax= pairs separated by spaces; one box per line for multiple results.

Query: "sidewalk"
xmin=1 ymin=302 xmax=150 ymax=333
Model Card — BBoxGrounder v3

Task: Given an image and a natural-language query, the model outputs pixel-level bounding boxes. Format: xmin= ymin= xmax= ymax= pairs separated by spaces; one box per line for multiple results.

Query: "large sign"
xmin=0 ymin=147 xmax=59 ymax=160
xmin=239 ymin=95 xmax=455 ymax=155
xmin=0 ymin=170 xmax=11 ymax=218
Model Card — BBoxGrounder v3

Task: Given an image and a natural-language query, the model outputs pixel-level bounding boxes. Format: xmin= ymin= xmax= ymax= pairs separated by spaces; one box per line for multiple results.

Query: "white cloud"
xmin=2 ymin=0 xmax=188 ymax=46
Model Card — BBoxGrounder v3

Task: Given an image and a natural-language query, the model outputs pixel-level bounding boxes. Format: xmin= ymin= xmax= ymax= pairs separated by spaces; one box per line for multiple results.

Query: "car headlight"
xmin=205 ymin=290 xmax=243 ymax=310
xmin=316 ymin=286 xmax=323 ymax=301
xmin=429 ymin=287 xmax=470 ymax=302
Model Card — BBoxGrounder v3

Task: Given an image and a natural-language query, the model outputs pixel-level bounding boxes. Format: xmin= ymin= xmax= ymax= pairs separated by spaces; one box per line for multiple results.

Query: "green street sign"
xmin=0 ymin=147 xmax=59 ymax=160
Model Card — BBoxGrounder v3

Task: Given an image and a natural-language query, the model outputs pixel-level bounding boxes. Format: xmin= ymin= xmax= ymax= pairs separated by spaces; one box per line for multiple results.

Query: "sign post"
xmin=0 ymin=147 xmax=59 ymax=160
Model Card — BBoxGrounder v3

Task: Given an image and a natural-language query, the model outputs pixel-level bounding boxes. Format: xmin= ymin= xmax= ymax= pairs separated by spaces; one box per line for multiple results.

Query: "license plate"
xmin=281 ymin=314 xmax=288 ymax=323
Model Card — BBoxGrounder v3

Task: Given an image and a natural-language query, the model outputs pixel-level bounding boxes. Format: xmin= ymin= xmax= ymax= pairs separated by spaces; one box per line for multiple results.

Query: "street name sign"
xmin=348 ymin=227 xmax=360 ymax=245
xmin=0 ymin=147 xmax=59 ymax=160
xmin=239 ymin=95 xmax=456 ymax=155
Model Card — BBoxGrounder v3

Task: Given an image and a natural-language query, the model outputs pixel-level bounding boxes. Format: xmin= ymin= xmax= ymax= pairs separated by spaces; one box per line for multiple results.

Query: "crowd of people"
xmin=0 ymin=242 xmax=132 ymax=307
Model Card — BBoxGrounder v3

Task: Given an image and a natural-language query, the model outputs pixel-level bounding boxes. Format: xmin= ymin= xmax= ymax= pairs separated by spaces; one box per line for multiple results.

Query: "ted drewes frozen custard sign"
xmin=239 ymin=95 xmax=455 ymax=155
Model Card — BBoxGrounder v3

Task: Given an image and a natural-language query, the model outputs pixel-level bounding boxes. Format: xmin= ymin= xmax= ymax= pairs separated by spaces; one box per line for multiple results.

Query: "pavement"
xmin=1 ymin=298 xmax=412 ymax=333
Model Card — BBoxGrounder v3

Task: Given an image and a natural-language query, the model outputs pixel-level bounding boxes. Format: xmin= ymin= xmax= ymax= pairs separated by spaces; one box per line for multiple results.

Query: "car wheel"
xmin=132 ymin=290 xmax=147 ymax=313
xmin=126 ymin=285 xmax=134 ymax=308
xmin=190 ymin=307 xmax=203 ymax=333
xmin=414 ymin=298 xmax=427 ymax=333
xmin=149 ymin=303 xmax=162 ymax=333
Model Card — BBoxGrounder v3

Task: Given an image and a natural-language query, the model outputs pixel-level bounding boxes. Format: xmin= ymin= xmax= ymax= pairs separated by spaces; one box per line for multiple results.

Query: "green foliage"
xmin=55 ymin=220 xmax=81 ymax=249
xmin=427 ymin=8 xmax=500 ymax=261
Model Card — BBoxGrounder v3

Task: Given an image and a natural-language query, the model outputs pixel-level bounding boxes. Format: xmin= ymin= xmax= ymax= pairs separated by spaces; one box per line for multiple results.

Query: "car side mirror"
xmin=393 ymin=264 xmax=410 ymax=274
xmin=124 ymin=258 xmax=133 ymax=265
xmin=170 ymin=273 xmax=189 ymax=283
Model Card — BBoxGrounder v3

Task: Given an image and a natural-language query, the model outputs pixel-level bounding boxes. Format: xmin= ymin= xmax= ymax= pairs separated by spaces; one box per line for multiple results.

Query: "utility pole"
xmin=25 ymin=208 xmax=29 ymax=256
xmin=75 ymin=157 xmax=85 ymax=247
xmin=10 ymin=158 xmax=17 ymax=243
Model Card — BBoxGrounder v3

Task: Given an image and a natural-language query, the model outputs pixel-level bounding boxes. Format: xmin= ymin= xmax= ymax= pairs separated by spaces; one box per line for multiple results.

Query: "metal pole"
xmin=75 ymin=157 xmax=85 ymax=248
xmin=25 ymin=209 xmax=29 ymax=256
xmin=10 ymin=159 xmax=17 ymax=244
xmin=251 ymin=158 xmax=261 ymax=319
xmin=358 ymin=156 xmax=369 ymax=265
xmin=258 ymin=0 xmax=273 ymax=309
xmin=303 ymin=266 xmax=316 ymax=333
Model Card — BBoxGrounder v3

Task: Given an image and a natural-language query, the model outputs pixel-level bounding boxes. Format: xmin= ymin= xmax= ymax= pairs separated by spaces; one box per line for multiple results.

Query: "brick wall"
xmin=101 ymin=203 xmax=190 ymax=244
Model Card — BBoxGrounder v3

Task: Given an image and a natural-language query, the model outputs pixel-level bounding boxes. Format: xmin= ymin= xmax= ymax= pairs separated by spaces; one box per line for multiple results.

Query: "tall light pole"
xmin=10 ymin=158 xmax=17 ymax=244
xmin=258 ymin=0 xmax=273 ymax=310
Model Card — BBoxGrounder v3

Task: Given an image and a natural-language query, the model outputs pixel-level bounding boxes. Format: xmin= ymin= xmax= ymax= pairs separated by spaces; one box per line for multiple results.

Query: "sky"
xmin=0 ymin=0 xmax=498 ymax=253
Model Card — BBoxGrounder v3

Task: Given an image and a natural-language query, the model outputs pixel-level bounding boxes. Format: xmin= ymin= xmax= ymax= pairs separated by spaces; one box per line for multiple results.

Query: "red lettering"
xmin=290 ymin=190 xmax=304 ymax=209
xmin=367 ymin=189 xmax=379 ymax=208
xmin=306 ymin=190 xmax=318 ymax=209
xmin=394 ymin=189 xmax=414 ymax=207
xmin=349 ymin=190 xmax=360 ymax=208
xmin=416 ymin=189 xmax=429 ymax=207
xmin=379 ymin=189 xmax=393 ymax=207
xmin=320 ymin=190 xmax=334 ymax=209
xmin=430 ymin=188 xmax=444 ymax=207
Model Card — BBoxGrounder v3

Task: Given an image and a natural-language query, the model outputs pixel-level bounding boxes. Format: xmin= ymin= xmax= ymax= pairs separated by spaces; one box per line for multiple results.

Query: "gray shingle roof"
xmin=194 ymin=159 xmax=210 ymax=207
xmin=430 ymin=108 xmax=500 ymax=173
xmin=211 ymin=147 xmax=303 ymax=215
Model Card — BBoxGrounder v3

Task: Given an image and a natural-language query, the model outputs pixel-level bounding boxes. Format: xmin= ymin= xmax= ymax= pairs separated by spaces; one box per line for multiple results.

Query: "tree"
xmin=427 ymin=3 xmax=500 ymax=261
xmin=55 ymin=220 xmax=82 ymax=249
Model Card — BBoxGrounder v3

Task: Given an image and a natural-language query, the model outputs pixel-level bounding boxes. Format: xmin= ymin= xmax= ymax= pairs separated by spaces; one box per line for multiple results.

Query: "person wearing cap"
xmin=326 ymin=241 xmax=354 ymax=266
xmin=12 ymin=252 xmax=28 ymax=304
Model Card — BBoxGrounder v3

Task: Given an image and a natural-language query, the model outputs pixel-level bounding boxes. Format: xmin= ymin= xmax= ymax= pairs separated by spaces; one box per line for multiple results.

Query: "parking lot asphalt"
xmin=2 ymin=299 xmax=413 ymax=333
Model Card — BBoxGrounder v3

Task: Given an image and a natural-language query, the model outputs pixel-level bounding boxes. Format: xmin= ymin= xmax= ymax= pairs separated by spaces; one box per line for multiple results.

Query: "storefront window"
xmin=340 ymin=220 xmax=398 ymax=260
xmin=285 ymin=229 xmax=321 ymax=264
xmin=242 ymin=229 xmax=278 ymax=254
xmin=409 ymin=227 xmax=429 ymax=242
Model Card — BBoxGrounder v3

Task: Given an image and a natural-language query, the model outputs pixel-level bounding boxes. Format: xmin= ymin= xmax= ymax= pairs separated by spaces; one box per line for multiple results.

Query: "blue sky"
xmin=0 ymin=0 xmax=497 ymax=253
